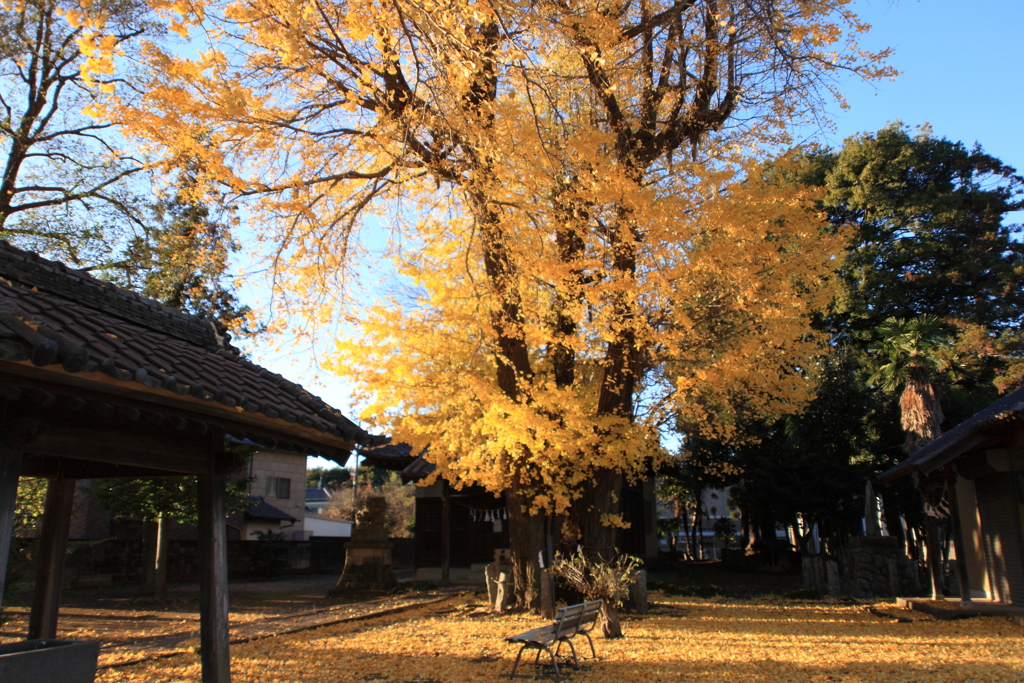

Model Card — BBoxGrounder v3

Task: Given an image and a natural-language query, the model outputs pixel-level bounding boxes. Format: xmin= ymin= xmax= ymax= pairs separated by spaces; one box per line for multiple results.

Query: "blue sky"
xmin=241 ymin=0 xmax=1024 ymax=470
xmin=808 ymin=0 xmax=1024 ymax=177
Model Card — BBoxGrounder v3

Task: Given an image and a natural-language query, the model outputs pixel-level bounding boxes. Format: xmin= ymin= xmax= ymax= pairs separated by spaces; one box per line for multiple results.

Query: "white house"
xmin=303 ymin=515 xmax=352 ymax=538
xmin=234 ymin=448 xmax=309 ymax=540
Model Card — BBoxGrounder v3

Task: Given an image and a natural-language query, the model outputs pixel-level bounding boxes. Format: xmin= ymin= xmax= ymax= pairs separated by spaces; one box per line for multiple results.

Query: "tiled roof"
xmin=243 ymin=496 xmax=298 ymax=522
xmin=880 ymin=384 xmax=1024 ymax=484
xmin=400 ymin=454 xmax=436 ymax=483
xmin=305 ymin=487 xmax=333 ymax=502
xmin=0 ymin=241 xmax=386 ymax=456
xmin=358 ymin=442 xmax=435 ymax=483
xmin=358 ymin=442 xmax=419 ymax=470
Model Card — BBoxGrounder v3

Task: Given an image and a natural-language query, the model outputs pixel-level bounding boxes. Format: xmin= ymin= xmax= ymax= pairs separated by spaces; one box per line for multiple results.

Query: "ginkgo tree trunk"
xmin=93 ymin=0 xmax=891 ymax=609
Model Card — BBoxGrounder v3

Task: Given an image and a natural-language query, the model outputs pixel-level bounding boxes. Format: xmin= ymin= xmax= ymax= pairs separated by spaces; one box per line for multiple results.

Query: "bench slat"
xmin=506 ymin=626 xmax=557 ymax=644
xmin=507 ymin=599 xmax=603 ymax=644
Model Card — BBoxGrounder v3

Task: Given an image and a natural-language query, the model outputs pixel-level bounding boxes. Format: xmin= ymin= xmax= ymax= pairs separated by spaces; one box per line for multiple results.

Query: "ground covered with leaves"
xmin=93 ymin=593 xmax=1024 ymax=683
xmin=0 ymin=575 xmax=439 ymax=667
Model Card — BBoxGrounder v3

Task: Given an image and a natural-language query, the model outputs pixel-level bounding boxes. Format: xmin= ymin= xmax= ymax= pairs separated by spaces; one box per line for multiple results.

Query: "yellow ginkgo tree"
xmin=96 ymin=0 xmax=892 ymax=608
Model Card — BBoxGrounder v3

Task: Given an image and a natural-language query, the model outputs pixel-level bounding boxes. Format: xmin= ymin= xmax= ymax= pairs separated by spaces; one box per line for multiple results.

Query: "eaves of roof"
xmin=0 ymin=241 xmax=388 ymax=455
xmin=400 ymin=454 xmax=436 ymax=484
xmin=879 ymin=384 xmax=1024 ymax=485
xmin=359 ymin=442 xmax=420 ymax=471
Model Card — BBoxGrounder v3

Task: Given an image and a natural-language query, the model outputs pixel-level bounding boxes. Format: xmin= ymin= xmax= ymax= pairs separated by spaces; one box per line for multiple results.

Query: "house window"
xmin=266 ymin=477 xmax=291 ymax=499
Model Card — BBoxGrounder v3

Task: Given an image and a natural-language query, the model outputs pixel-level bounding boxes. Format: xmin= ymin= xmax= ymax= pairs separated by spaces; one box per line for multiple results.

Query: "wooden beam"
xmin=0 ymin=360 xmax=358 ymax=458
xmin=20 ymin=454 xmax=189 ymax=479
xmin=28 ymin=424 xmax=211 ymax=475
xmin=28 ymin=476 xmax=76 ymax=639
xmin=0 ymin=446 xmax=23 ymax=614
xmin=197 ymin=433 xmax=231 ymax=683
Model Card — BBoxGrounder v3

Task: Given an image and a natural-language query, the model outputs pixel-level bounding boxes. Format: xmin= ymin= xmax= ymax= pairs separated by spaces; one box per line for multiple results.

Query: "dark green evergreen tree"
xmin=139 ymin=159 xmax=252 ymax=332
xmin=821 ymin=124 xmax=1024 ymax=336
xmin=727 ymin=124 xmax=1023 ymax=563
xmin=306 ymin=466 xmax=351 ymax=490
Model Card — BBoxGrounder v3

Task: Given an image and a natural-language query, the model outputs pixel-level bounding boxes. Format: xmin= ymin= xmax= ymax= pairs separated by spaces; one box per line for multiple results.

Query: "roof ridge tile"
xmin=0 ymin=241 xmax=239 ymax=353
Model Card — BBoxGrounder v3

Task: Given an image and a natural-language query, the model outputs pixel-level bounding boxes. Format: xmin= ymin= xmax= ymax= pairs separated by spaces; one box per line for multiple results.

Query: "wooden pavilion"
xmin=0 ymin=242 xmax=386 ymax=681
xmin=880 ymin=384 xmax=1024 ymax=605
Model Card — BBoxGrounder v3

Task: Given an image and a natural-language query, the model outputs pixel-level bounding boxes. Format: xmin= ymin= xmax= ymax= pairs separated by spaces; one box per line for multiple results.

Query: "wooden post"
xmin=917 ymin=478 xmax=945 ymax=600
xmin=440 ymin=480 xmax=450 ymax=586
xmin=0 ymin=447 xmax=23 ymax=614
xmin=28 ymin=476 xmax=76 ymax=639
xmin=198 ymin=472 xmax=230 ymax=682
xmin=945 ymin=471 xmax=973 ymax=604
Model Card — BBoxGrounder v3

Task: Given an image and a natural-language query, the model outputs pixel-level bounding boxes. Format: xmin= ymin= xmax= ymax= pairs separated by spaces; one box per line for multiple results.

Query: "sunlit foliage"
xmin=68 ymin=0 xmax=893 ymax=601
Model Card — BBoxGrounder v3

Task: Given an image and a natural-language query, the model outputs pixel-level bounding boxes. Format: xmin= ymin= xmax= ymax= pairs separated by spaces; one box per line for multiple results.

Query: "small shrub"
xmin=713 ymin=518 xmax=737 ymax=548
xmin=550 ymin=551 xmax=642 ymax=638
xmin=249 ymin=530 xmax=288 ymax=579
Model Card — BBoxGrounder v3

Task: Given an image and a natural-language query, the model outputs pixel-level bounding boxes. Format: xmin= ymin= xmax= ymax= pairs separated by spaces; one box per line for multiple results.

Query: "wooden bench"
xmin=505 ymin=600 xmax=602 ymax=678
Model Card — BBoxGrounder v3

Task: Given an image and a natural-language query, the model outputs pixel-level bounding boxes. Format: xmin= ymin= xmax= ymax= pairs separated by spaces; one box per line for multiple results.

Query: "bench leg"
xmin=546 ymin=645 xmax=561 ymax=679
xmin=510 ymin=644 xmax=529 ymax=678
xmin=582 ymin=632 xmax=597 ymax=659
xmin=563 ymin=639 xmax=579 ymax=669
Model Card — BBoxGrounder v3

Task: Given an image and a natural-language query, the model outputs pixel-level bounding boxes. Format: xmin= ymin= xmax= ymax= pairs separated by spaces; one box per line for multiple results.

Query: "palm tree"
xmin=869 ymin=316 xmax=958 ymax=453
xmin=869 ymin=315 xmax=959 ymax=598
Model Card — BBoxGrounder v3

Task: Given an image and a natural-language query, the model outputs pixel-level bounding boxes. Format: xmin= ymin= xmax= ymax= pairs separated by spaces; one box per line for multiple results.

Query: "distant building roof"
xmin=306 ymin=487 xmax=333 ymax=502
xmin=243 ymin=496 xmax=297 ymax=522
xmin=880 ymin=384 xmax=1024 ymax=484
xmin=0 ymin=241 xmax=387 ymax=460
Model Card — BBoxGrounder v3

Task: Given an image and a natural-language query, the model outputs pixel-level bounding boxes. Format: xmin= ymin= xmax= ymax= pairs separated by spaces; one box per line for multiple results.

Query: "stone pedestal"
xmin=841 ymin=535 xmax=923 ymax=599
xmin=330 ymin=497 xmax=398 ymax=596
xmin=630 ymin=569 xmax=649 ymax=614
xmin=0 ymin=640 xmax=99 ymax=683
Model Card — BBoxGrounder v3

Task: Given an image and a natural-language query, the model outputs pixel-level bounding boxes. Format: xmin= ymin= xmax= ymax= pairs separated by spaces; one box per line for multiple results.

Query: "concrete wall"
xmin=304 ymin=515 xmax=352 ymax=538
xmin=249 ymin=449 xmax=308 ymax=520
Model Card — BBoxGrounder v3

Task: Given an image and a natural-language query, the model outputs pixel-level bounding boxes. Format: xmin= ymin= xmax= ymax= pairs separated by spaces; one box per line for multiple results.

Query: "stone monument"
xmin=330 ymin=496 xmax=398 ymax=596
xmin=485 ymin=548 xmax=512 ymax=612
xmin=841 ymin=535 xmax=923 ymax=599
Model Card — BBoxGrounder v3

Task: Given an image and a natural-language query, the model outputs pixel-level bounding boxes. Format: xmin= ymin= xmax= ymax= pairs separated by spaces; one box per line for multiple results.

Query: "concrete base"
xmin=0 ymin=640 xmax=99 ymax=683
xmin=897 ymin=597 xmax=1024 ymax=623
xmin=330 ymin=542 xmax=398 ymax=596
xmin=414 ymin=565 xmax=488 ymax=584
